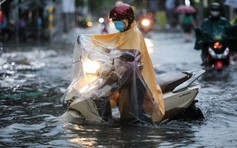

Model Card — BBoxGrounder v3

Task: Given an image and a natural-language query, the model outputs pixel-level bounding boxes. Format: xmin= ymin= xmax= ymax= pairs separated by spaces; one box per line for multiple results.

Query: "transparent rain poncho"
xmin=62 ymin=21 xmax=164 ymax=123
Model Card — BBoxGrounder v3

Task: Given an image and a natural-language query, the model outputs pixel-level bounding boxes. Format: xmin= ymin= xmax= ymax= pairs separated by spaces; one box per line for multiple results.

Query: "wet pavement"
xmin=0 ymin=26 xmax=237 ymax=147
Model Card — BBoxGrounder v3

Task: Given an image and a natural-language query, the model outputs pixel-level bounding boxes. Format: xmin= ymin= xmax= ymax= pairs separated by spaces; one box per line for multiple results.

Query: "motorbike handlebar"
xmin=195 ymin=27 xmax=233 ymax=43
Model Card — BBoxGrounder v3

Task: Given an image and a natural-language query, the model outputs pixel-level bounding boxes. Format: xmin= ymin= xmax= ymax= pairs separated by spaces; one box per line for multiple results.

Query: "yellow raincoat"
xmin=91 ymin=21 xmax=165 ymax=122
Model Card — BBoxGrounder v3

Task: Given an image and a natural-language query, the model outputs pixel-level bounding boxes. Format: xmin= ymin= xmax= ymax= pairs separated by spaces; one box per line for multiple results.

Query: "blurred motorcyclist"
xmin=230 ymin=9 xmax=237 ymax=61
xmin=91 ymin=3 xmax=164 ymax=123
xmin=194 ymin=2 xmax=231 ymax=65
xmin=137 ymin=12 xmax=154 ymax=36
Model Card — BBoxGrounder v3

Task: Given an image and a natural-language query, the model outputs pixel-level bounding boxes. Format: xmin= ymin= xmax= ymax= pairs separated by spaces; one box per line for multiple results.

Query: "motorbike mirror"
xmin=120 ymin=51 xmax=135 ymax=62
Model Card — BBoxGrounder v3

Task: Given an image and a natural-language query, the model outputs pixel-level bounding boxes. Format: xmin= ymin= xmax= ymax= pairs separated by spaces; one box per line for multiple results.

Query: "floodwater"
xmin=0 ymin=31 xmax=237 ymax=147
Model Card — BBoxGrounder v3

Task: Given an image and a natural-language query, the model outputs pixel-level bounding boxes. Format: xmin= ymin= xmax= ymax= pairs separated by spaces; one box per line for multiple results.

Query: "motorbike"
xmin=157 ymin=70 xmax=205 ymax=121
xmin=137 ymin=14 xmax=154 ymax=36
xmin=59 ymin=35 xmax=205 ymax=125
xmin=195 ymin=28 xmax=233 ymax=71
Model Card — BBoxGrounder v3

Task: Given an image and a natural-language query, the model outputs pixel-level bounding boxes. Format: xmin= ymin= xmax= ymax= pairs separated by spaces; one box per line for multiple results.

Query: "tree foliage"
xmin=87 ymin=0 xmax=118 ymax=17
xmin=86 ymin=0 xmax=146 ymax=17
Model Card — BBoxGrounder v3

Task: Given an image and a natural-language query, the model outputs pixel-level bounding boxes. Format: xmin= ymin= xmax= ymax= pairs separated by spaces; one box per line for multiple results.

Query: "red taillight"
xmin=215 ymin=61 xmax=223 ymax=70
xmin=213 ymin=42 xmax=223 ymax=49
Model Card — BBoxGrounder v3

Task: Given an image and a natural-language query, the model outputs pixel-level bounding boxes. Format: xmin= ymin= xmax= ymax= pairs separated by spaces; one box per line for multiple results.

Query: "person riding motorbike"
xmin=98 ymin=3 xmax=164 ymax=123
xmin=194 ymin=2 xmax=231 ymax=65
xmin=230 ymin=9 xmax=237 ymax=61
xmin=65 ymin=3 xmax=165 ymax=124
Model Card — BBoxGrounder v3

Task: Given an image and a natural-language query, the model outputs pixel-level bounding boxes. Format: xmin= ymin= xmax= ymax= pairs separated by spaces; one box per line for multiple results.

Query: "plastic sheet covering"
xmin=62 ymin=21 xmax=164 ymax=123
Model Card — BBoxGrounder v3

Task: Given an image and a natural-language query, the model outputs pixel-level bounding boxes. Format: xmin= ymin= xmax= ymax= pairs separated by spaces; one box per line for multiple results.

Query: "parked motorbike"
xmin=59 ymin=35 xmax=204 ymax=125
xmin=195 ymin=28 xmax=232 ymax=70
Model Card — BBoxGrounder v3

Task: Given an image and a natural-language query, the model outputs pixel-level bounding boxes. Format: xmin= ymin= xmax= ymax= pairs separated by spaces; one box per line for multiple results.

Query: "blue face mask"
xmin=114 ymin=21 xmax=126 ymax=31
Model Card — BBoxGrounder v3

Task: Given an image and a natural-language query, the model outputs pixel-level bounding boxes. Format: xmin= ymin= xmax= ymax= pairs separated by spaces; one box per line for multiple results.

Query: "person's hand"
xmin=120 ymin=51 xmax=135 ymax=62
xmin=213 ymin=35 xmax=222 ymax=40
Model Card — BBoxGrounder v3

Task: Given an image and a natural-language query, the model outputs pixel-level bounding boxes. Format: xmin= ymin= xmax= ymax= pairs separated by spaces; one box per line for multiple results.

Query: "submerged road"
xmin=0 ymin=25 xmax=237 ymax=147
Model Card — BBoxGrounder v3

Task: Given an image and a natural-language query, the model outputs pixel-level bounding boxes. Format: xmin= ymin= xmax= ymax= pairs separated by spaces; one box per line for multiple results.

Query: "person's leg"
xmin=102 ymin=100 xmax=112 ymax=121
xmin=95 ymin=97 xmax=112 ymax=121
xmin=118 ymin=78 xmax=152 ymax=123
xmin=118 ymin=87 xmax=132 ymax=119
xmin=201 ymin=44 xmax=208 ymax=65
xmin=135 ymin=78 xmax=152 ymax=123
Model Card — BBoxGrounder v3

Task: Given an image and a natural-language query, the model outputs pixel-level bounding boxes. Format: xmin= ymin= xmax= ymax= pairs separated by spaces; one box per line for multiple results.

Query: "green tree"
xmin=87 ymin=0 xmax=118 ymax=17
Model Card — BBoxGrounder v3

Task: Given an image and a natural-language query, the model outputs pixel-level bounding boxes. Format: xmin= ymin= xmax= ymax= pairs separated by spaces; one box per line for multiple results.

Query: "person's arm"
xmin=191 ymin=16 xmax=196 ymax=28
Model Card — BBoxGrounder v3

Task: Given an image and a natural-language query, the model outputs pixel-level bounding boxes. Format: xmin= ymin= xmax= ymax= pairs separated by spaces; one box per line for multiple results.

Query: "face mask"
xmin=114 ymin=21 xmax=126 ymax=31
xmin=210 ymin=11 xmax=220 ymax=17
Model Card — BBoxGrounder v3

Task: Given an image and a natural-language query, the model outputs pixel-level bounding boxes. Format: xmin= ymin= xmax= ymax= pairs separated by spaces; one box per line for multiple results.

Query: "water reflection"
xmin=201 ymin=67 xmax=234 ymax=82
xmin=145 ymin=38 xmax=154 ymax=54
xmin=61 ymin=120 xmax=203 ymax=147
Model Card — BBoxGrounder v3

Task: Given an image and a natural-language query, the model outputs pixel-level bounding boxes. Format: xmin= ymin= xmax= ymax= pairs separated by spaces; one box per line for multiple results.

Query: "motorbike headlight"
xmin=98 ymin=17 xmax=104 ymax=24
xmin=83 ymin=59 xmax=101 ymax=74
xmin=79 ymin=78 xmax=103 ymax=94
xmin=87 ymin=21 xmax=93 ymax=27
xmin=213 ymin=42 xmax=223 ymax=49
xmin=141 ymin=19 xmax=150 ymax=27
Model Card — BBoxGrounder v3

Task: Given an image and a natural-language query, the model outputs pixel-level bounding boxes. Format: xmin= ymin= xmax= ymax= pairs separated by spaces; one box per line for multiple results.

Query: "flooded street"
xmin=0 ymin=29 xmax=237 ymax=147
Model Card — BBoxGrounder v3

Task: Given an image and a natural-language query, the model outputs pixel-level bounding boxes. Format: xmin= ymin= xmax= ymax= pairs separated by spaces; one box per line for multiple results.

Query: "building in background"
xmin=0 ymin=0 xmax=235 ymax=43
xmin=0 ymin=0 xmax=64 ymax=42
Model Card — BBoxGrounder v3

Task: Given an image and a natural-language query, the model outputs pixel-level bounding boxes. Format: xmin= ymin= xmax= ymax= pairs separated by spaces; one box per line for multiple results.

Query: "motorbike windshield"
xmin=62 ymin=21 xmax=164 ymax=123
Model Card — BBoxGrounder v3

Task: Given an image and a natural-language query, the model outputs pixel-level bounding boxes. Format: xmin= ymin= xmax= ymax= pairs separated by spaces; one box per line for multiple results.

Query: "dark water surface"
xmin=1 ymin=32 xmax=237 ymax=147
